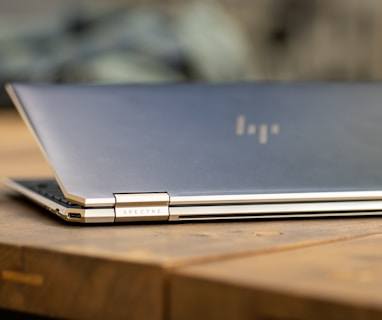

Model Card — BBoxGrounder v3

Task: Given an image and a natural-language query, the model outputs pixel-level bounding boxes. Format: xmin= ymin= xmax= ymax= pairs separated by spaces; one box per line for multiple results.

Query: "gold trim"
xmin=171 ymin=190 xmax=382 ymax=206
xmin=169 ymin=199 xmax=382 ymax=220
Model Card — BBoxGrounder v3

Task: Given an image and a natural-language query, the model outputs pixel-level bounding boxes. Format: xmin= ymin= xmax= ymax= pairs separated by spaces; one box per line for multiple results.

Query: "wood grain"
xmin=0 ymin=244 xmax=24 ymax=311
xmin=22 ymin=249 xmax=163 ymax=319
xmin=170 ymin=233 xmax=382 ymax=320
xmin=1 ymin=244 xmax=164 ymax=320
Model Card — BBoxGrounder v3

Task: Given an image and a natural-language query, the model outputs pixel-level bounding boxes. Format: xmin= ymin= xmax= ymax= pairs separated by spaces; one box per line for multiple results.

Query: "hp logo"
xmin=235 ymin=115 xmax=280 ymax=144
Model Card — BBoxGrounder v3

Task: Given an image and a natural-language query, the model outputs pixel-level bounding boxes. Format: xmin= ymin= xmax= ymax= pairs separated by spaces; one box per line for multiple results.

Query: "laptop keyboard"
xmin=19 ymin=179 xmax=80 ymax=207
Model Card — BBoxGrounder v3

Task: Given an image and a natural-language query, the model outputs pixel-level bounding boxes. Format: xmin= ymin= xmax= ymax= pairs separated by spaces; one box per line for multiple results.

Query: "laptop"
xmin=5 ymin=82 xmax=382 ymax=223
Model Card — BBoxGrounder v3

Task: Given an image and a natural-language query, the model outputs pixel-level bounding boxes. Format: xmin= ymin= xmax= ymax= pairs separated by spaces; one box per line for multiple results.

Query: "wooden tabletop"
xmin=1 ymin=110 xmax=382 ymax=320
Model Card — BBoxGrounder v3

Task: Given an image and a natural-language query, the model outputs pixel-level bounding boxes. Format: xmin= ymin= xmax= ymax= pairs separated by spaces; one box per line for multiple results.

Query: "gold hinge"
xmin=114 ymin=193 xmax=169 ymax=222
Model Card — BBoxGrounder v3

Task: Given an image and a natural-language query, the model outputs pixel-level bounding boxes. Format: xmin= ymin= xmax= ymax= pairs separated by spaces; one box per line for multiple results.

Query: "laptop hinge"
xmin=114 ymin=193 xmax=170 ymax=222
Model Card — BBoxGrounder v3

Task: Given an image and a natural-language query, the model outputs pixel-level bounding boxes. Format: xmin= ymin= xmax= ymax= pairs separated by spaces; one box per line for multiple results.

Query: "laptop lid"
xmin=7 ymin=82 xmax=382 ymax=208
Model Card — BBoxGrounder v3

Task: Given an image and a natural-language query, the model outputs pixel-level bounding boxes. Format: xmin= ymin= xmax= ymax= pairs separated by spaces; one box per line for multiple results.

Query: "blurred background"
xmin=1 ymin=0 xmax=382 ymax=107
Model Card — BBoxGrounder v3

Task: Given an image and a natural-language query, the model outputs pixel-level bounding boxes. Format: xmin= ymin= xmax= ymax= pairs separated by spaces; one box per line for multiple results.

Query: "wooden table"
xmin=1 ymin=110 xmax=382 ymax=320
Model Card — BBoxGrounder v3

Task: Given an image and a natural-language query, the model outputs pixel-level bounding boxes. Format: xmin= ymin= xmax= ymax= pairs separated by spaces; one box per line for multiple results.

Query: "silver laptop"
xmin=6 ymin=82 xmax=382 ymax=223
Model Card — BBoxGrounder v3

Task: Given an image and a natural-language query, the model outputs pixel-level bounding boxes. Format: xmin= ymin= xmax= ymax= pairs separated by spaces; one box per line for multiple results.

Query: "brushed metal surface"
xmin=8 ymin=82 xmax=382 ymax=206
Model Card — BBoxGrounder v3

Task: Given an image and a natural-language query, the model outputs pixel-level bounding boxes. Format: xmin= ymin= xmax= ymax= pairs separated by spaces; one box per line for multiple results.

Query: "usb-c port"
xmin=68 ymin=213 xmax=81 ymax=219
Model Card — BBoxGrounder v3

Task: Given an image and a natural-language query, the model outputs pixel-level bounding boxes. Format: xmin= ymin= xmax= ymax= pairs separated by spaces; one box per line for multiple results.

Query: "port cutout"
xmin=68 ymin=213 xmax=81 ymax=219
